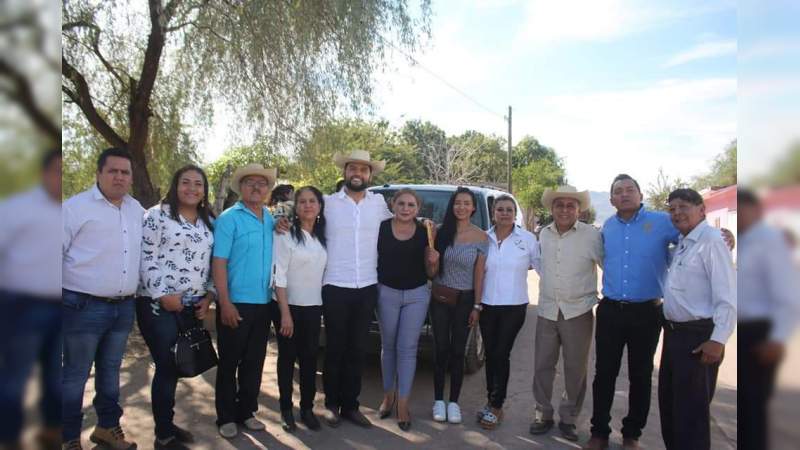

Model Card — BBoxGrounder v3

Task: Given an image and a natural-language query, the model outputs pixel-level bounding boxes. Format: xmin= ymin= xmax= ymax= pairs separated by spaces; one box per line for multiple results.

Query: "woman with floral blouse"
xmin=136 ymin=165 xmax=216 ymax=450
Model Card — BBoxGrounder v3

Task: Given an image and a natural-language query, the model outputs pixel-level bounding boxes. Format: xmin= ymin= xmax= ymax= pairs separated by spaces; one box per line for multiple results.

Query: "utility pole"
xmin=506 ymin=106 xmax=512 ymax=193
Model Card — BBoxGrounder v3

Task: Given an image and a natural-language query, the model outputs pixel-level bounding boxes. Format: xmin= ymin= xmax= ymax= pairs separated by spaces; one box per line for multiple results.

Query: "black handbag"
xmin=172 ymin=312 xmax=218 ymax=378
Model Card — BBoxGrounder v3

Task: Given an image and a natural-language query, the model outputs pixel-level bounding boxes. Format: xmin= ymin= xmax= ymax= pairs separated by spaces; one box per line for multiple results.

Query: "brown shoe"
xmin=582 ymin=435 xmax=609 ymax=450
xmin=38 ymin=426 xmax=62 ymax=450
xmin=61 ymin=440 xmax=82 ymax=450
xmin=89 ymin=426 xmax=137 ymax=450
xmin=622 ymin=438 xmax=641 ymax=449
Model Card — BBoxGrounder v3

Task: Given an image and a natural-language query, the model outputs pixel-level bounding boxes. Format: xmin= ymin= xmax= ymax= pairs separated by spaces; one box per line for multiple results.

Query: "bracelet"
xmin=473 ymin=303 xmax=483 ymax=311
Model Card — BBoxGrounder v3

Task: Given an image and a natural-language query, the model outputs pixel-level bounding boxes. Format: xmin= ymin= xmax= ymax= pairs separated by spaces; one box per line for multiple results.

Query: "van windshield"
xmin=371 ymin=188 xmax=487 ymax=229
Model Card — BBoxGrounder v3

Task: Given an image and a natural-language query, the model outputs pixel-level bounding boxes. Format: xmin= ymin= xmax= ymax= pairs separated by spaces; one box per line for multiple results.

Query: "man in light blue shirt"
xmin=212 ymin=164 xmax=276 ymax=439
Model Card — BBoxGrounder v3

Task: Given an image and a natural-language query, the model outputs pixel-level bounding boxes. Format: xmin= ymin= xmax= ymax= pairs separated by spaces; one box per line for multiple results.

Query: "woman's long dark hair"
xmin=291 ymin=186 xmax=327 ymax=248
xmin=434 ymin=187 xmax=477 ymax=277
xmin=163 ymin=164 xmax=215 ymax=230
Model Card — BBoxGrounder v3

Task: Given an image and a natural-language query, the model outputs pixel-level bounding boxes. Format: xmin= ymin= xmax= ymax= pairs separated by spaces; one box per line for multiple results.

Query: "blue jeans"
xmin=376 ymin=283 xmax=430 ymax=398
xmin=136 ymin=297 xmax=202 ymax=439
xmin=62 ymin=290 xmax=135 ymax=442
xmin=0 ymin=292 xmax=61 ymax=443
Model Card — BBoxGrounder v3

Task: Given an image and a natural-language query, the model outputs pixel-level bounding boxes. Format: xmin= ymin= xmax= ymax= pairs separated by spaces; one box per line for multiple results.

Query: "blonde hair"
xmin=390 ymin=188 xmax=423 ymax=210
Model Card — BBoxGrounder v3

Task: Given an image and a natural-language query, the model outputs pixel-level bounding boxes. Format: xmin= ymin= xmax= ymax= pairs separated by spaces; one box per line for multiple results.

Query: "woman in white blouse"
xmin=137 ymin=165 xmax=216 ymax=449
xmin=270 ymin=186 xmax=328 ymax=432
xmin=477 ymin=195 xmax=540 ymax=430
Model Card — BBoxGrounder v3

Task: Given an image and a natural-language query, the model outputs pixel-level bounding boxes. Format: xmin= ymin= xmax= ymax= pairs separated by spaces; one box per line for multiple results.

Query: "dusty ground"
xmin=69 ymin=273 xmax=800 ymax=449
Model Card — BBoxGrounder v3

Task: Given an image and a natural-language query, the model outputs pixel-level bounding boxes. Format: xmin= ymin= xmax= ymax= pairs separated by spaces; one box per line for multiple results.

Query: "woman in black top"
xmin=376 ymin=188 xmax=439 ymax=430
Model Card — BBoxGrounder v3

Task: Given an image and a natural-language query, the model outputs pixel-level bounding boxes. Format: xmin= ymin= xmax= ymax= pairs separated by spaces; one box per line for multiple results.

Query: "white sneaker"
xmin=476 ymin=404 xmax=491 ymax=422
xmin=432 ymin=400 xmax=447 ymax=422
xmin=218 ymin=422 xmax=238 ymax=438
xmin=447 ymin=402 xmax=462 ymax=424
xmin=243 ymin=417 xmax=266 ymax=431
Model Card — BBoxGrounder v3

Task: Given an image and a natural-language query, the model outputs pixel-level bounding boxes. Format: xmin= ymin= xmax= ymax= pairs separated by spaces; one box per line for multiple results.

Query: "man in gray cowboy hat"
xmin=212 ymin=163 xmax=278 ymax=439
xmin=530 ymin=185 xmax=603 ymax=442
xmin=319 ymin=150 xmax=393 ymax=428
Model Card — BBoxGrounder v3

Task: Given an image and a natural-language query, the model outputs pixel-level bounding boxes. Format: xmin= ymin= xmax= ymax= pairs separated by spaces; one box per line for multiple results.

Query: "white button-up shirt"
xmin=63 ymin=184 xmax=144 ymax=297
xmin=273 ymin=230 xmax=327 ymax=306
xmin=664 ymin=220 xmax=737 ymax=344
xmin=738 ymin=221 xmax=800 ymax=343
xmin=482 ymin=226 xmax=540 ymax=306
xmin=0 ymin=186 xmax=62 ymax=297
xmin=538 ymin=220 xmax=604 ymax=320
xmin=323 ymin=189 xmax=392 ymax=288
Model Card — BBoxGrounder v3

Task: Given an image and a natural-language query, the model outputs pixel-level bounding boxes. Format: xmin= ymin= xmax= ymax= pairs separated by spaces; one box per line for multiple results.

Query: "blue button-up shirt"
xmin=213 ymin=202 xmax=274 ymax=304
xmin=602 ymin=204 xmax=679 ymax=302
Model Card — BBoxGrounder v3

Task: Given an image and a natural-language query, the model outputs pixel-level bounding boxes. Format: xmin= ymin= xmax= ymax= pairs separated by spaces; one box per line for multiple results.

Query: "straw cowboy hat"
xmin=333 ymin=149 xmax=386 ymax=175
xmin=541 ymin=185 xmax=591 ymax=212
xmin=230 ymin=163 xmax=277 ymax=195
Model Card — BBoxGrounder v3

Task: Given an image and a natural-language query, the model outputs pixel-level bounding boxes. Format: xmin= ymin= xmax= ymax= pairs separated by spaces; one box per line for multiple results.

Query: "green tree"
xmin=512 ymin=136 xmax=561 ymax=168
xmin=692 ymin=140 xmax=737 ymax=189
xmin=647 ymin=167 xmax=688 ymax=211
xmin=446 ymin=130 xmax=507 ymax=184
xmin=62 ymin=1 xmax=431 ymax=207
xmin=510 ymin=135 xmax=567 ymax=228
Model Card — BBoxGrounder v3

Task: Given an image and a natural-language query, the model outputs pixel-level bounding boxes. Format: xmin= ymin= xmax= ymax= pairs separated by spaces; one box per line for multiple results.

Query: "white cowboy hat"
xmin=541 ymin=185 xmax=591 ymax=212
xmin=333 ymin=149 xmax=386 ymax=175
xmin=230 ymin=163 xmax=277 ymax=195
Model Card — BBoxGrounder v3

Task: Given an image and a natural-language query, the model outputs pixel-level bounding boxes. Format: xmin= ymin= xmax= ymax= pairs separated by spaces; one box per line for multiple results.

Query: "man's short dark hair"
xmin=668 ymin=188 xmax=704 ymax=205
xmin=610 ymin=173 xmax=641 ymax=193
xmin=96 ymin=147 xmax=133 ymax=172
xmin=41 ymin=149 xmax=61 ymax=170
xmin=738 ymin=188 xmax=760 ymax=207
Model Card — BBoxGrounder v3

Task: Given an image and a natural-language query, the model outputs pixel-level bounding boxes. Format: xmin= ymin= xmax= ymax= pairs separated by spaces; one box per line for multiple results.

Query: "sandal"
xmin=479 ymin=409 xmax=503 ymax=430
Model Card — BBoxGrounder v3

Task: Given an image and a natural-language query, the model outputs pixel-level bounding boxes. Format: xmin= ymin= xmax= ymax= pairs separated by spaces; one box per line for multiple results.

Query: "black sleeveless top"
xmin=377 ymin=219 xmax=428 ymax=290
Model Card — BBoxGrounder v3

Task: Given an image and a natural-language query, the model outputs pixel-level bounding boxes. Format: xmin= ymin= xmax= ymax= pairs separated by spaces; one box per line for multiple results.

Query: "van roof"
xmin=371 ymin=183 xmax=514 ymax=197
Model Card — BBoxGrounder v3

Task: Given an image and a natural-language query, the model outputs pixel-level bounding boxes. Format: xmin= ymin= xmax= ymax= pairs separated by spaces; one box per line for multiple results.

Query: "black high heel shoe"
xmin=397 ymin=403 xmax=411 ymax=431
xmin=378 ymin=393 xmax=396 ymax=419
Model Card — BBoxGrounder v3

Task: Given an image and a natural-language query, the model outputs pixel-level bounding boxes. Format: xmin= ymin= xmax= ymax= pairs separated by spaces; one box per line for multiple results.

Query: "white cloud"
xmin=739 ymin=37 xmax=800 ymax=61
xmin=663 ymin=40 xmax=737 ymax=67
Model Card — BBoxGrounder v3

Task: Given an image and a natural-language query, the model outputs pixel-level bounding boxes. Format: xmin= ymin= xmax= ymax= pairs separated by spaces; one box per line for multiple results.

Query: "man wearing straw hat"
xmin=529 ymin=185 xmax=603 ymax=442
xmin=212 ymin=163 xmax=278 ymax=439
xmin=320 ymin=150 xmax=393 ymax=428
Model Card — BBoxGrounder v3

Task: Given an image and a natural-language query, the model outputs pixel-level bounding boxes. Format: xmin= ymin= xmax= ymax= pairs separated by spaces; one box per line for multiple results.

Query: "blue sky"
xmin=200 ymin=0 xmax=799 ymax=192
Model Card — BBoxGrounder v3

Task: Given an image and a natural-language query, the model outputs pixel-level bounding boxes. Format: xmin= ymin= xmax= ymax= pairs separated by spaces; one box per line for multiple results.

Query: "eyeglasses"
xmin=242 ymin=180 xmax=269 ymax=189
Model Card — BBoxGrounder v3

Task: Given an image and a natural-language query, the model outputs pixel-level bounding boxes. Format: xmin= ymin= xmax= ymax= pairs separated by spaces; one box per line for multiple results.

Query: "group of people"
xmin=56 ymin=145 xmax=741 ymax=450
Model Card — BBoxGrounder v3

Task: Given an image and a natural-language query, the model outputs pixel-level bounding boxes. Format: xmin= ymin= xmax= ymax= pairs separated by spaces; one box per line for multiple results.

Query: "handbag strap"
xmin=174 ymin=308 xmax=201 ymax=333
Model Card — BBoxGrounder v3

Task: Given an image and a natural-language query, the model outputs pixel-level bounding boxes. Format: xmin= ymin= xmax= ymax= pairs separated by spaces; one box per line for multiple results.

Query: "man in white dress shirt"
xmin=737 ymin=188 xmax=800 ymax=450
xmin=320 ymin=150 xmax=392 ymax=428
xmin=529 ymin=186 xmax=603 ymax=442
xmin=658 ymin=188 xmax=736 ymax=450
xmin=0 ymin=150 xmax=63 ymax=449
xmin=62 ymin=148 xmax=144 ymax=450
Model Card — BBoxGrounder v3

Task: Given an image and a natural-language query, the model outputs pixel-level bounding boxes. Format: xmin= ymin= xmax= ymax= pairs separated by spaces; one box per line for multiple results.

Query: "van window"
xmin=372 ymin=188 xmax=487 ymax=229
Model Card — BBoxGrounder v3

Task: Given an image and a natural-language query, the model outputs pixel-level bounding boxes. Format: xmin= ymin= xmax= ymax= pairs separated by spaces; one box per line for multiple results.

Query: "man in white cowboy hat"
xmin=212 ymin=163 xmax=278 ymax=438
xmin=319 ymin=149 xmax=393 ymax=428
xmin=529 ymin=185 xmax=603 ymax=443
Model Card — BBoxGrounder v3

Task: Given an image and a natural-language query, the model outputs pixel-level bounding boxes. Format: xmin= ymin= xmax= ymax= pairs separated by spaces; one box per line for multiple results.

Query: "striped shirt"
xmin=435 ymin=240 xmax=489 ymax=291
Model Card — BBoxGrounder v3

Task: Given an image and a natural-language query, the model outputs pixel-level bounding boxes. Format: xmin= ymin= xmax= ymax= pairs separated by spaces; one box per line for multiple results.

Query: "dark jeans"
xmin=215 ymin=302 xmax=271 ymax=425
xmin=658 ymin=319 xmax=719 ymax=450
xmin=480 ymin=303 xmax=527 ymax=408
xmin=738 ymin=320 xmax=776 ymax=450
xmin=430 ymin=290 xmax=474 ymax=403
xmin=269 ymin=302 xmax=322 ymax=411
xmin=589 ymin=299 xmax=661 ymax=440
xmin=322 ymin=284 xmax=377 ymax=412
xmin=136 ymin=297 xmax=203 ymax=439
xmin=0 ymin=292 xmax=61 ymax=443
xmin=62 ymin=290 xmax=135 ymax=442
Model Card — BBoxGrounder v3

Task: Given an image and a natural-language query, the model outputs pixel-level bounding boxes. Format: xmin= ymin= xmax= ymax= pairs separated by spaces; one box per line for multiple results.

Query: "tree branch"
xmin=62 ymin=55 xmax=127 ymax=148
xmin=0 ymin=58 xmax=60 ymax=142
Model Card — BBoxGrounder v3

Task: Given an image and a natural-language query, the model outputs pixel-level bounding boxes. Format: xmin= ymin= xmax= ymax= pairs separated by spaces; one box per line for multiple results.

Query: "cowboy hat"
xmin=230 ymin=163 xmax=277 ymax=195
xmin=333 ymin=149 xmax=386 ymax=175
xmin=541 ymin=185 xmax=591 ymax=212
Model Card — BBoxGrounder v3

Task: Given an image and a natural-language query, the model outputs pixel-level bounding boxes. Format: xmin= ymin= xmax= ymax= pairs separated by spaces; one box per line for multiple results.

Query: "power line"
xmin=379 ymin=35 xmax=507 ymax=121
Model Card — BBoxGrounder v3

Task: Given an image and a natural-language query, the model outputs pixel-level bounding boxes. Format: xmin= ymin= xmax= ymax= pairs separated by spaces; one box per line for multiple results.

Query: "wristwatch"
xmin=473 ymin=303 xmax=483 ymax=312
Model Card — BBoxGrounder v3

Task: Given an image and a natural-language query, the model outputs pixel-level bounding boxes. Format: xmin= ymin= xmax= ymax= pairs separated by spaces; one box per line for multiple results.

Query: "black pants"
xmin=215 ymin=303 xmax=270 ymax=425
xmin=322 ymin=284 xmax=378 ymax=412
xmin=738 ymin=320 xmax=776 ymax=450
xmin=430 ymin=290 xmax=474 ymax=402
xmin=136 ymin=298 xmax=205 ymax=439
xmin=480 ymin=304 xmax=527 ymax=408
xmin=590 ymin=299 xmax=661 ymax=440
xmin=270 ymin=302 xmax=322 ymax=411
xmin=658 ymin=319 xmax=719 ymax=450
